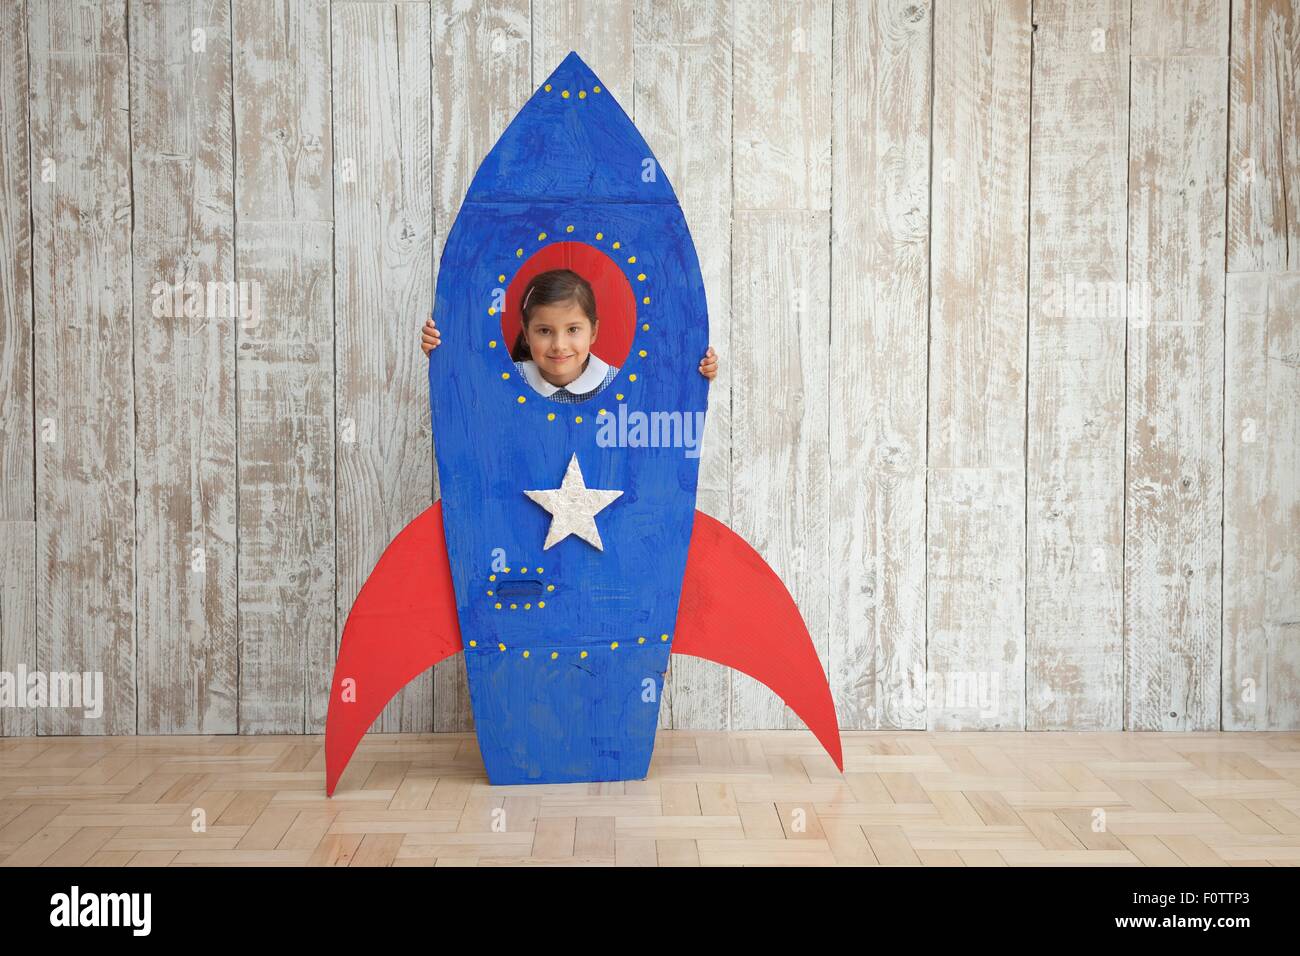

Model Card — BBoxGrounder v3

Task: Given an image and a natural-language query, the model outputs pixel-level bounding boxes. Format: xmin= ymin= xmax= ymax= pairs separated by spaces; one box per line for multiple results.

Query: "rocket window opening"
xmin=500 ymin=241 xmax=636 ymax=403
xmin=496 ymin=580 xmax=544 ymax=599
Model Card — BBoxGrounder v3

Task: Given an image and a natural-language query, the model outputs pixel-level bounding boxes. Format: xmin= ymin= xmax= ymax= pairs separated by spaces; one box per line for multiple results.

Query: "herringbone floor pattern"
xmin=2 ymin=731 xmax=1298 ymax=866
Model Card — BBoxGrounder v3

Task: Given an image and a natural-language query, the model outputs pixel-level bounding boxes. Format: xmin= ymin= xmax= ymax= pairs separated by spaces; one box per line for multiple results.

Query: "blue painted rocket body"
xmin=428 ymin=52 xmax=708 ymax=784
xmin=324 ymin=51 xmax=840 ymax=796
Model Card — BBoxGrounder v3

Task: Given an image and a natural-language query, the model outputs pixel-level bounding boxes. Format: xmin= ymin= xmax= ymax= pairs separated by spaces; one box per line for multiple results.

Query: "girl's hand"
xmin=698 ymin=345 xmax=718 ymax=380
xmin=421 ymin=317 xmax=441 ymax=356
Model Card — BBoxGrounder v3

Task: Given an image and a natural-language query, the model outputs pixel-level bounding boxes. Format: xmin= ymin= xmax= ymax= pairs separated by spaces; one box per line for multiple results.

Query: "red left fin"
xmin=325 ymin=501 xmax=462 ymax=795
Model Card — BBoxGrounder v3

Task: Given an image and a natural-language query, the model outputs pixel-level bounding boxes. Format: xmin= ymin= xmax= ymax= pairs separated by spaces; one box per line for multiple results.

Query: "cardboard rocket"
xmin=325 ymin=52 xmax=842 ymax=790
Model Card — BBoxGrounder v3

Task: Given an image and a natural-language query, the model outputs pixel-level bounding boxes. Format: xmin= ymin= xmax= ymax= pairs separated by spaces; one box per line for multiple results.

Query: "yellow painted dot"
xmin=488 ymin=306 xmax=497 ymax=315
xmin=544 ymin=84 xmax=552 ymax=92
xmin=494 ymin=603 xmax=502 ymax=609
xmin=536 ymin=567 xmax=543 ymax=573
xmin=637 ymin=273 xmax=646 ymax=281
xmin=498 ymin=273 xmax=506 ymax=282
xmin=538 ymin=232 xmax=547 ymax=240
xmin=489 ymin=339 xmax=497 ymax=348
xmin=561 ymin=90 xmax=570 ymax=98
xmin=523 ymin=650 xmax=530 ymax=658
xmin=627 ymin=256 xmax=636 ymax=264
xmin=524 ymin=603 xmax=531 ymax=610
xmin=593 ymin=86 xmax=601 ymax=93
xmin=521 ymin=567 xmax=528 ymax=573
xmin=595 ymin=232 xmax=603 ymax=240
xmin=661 ymin=633 xmax=669 ymax=641
xmin=469 ymin=639 xmax=477 ymax=647
xmin=550 ymin=651 xmax=558 ymax=659
xmin=638 ymin=350 xmax=647 ymax=358
xmin=579 ymin=90 xmax=586 ymax=99
xmin=538 ymin=601 xmax=545 ymax=608
xmin=546 ymin=584 xmax=555 ymax=592
xmin=502 ymin=372 xmax=510 ymax=379
xmin=504 ymin=568 xmax=511 ymax=573
xmin=516 ymin=248 xmax=523 ymax=257
xmin=599 ymin=409 xmax=607 ymax=416
xmin=642 ymin=296 xmax=650 ymax=304
xmin=517 ymin=395 xmax=526 ymax=404
xmin=616 ymin=393 xmax=624 ymax=400
xmin=612 ymin=241 xmax=621 ymax=249
xmin=629 ymin=374 xmax=638 ymax=382
xmin=566 ymin=224 xmax=574 ymax=232
xmin=575 ymin=415 xmax=583 ymax=424
xmin=487 ymin=589 xmax=494 ymax=596
xmin=547 ymin=412 xmax=556 ymax=421
xmin=510 ymin=603 xmax=517 ymax=609
xmin=611 ymin=641 xmax=619 ymax=650
xmin=580 ymin=650 xmax=588 ymax=659
xmin=489 ymin=573 xmax=496 ymax=581
xmin=638 ymin=636 xmax=646 ymax=644
xmin=498 ymin=642 xmax=506 ymax=651
xmin=642 ymin=323 xmax=649 ymax=331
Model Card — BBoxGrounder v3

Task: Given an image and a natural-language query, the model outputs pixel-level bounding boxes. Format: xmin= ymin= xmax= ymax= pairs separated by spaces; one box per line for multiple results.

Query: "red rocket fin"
xmin=672 ymin=510 xmax=844 ymax=771
xmin=325 ymin=501 xmax=463 ymax=795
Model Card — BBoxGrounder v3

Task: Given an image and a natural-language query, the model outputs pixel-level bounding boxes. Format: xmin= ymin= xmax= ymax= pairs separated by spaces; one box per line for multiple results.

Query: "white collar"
xmin=519 ymin=353 xmax=609 ymax=397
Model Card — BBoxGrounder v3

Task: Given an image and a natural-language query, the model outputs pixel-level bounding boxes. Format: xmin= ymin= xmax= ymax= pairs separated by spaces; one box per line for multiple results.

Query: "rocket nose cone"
xmin=465 ymin=50 xmax=679 ymax=206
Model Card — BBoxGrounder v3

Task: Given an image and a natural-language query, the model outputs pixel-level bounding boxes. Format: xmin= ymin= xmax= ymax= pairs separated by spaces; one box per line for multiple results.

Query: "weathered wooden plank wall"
xmin=1026 ymin=0 xmax=1127 ymax=731
xmin=0 ymin=0 xmax=1296 ymax=737
xmin=131 ymin=0 xmax=239 ymax=734
xmin=29 ymin=1 xmax=137 ymax=735
xmin=1126 ymin=0 xmax=1228 ymax=731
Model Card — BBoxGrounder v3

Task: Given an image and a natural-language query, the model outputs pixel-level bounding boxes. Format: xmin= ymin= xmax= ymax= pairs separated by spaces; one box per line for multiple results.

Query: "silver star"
xmin=524 ymin=453 xmax=623 ymax=551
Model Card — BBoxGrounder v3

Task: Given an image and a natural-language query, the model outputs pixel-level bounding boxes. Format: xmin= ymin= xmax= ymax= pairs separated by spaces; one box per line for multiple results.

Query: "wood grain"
xmin=1224 ymin=272 xmax=1300 ymax=730
xmin=3 ymin=729 xmax=1297 ymax=866
xmin=130 ymin=0 xmax=238 ymax=734
xmin=29 ymin=0 xmax=136 ymax=735
xmin=731 ymin=0 xmax=832 ymax=735
xmin=927 ymin=0 xmax=1031 ymax=730
xmin=333 ymin=2 xmax=436 ymax=733
xmin=829 ymin=0 xmax=931 ymax=731
xmin=0 ymin=0 xmax=35 ymax=738
xmin=1026 ymin=0 xmax=1128 ymax=730
xmin=1229 ymin=0 xmax=1299 ymax=273
xmin=0 ymin=0 xmax=1295 ymax=740
xmin=1125 ymin=0 xmax=1228 ymax=731
xmin=233 ymin=0 xmax=335 ymax=734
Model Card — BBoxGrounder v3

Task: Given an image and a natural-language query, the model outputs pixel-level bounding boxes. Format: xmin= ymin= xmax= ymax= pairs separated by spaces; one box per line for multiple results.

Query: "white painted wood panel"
xmin=333 ymin=2 xmax=436 ymax=733
xmin=829 ymin=0 xmax=931 ymax=731
xmin=130 ymin=0 xmax=238 ymax=734
xmin=731 ymin=0 xmax=832 ymax=734
xmin=0 ymin=0 xmax=36 ymax=737
xmin=29 ymin=0 xmax=137 ymax=735
xmin=1025 ymin=0 xmax=1128 ymax=730
xmin=927 ymin=0 xmax=1031 ymax=730
xmin=1125 ymin=0 xmax=1229 ymax=731
xmin=1228 ymin=0 xmax=1300 ymax=274
xmin=233 ymin=0 xmax=336 ymax=733
xmin=1224 ymin=272 xmax=1300 ymax=730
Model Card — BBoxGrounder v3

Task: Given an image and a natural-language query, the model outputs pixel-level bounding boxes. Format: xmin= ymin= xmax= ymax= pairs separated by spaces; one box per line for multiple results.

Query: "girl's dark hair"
xmin=510 ymin=268 xmax=598 ymax=361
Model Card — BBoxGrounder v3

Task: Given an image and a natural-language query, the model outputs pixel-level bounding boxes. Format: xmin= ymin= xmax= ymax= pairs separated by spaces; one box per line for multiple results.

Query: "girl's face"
xmin=525 ymin=298 xmax=598 ymax=386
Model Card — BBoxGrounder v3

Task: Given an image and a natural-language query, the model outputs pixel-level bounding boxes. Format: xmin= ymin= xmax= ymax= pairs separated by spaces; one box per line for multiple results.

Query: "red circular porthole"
xmin=500 ymin=241 xmax=636 ymax=369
